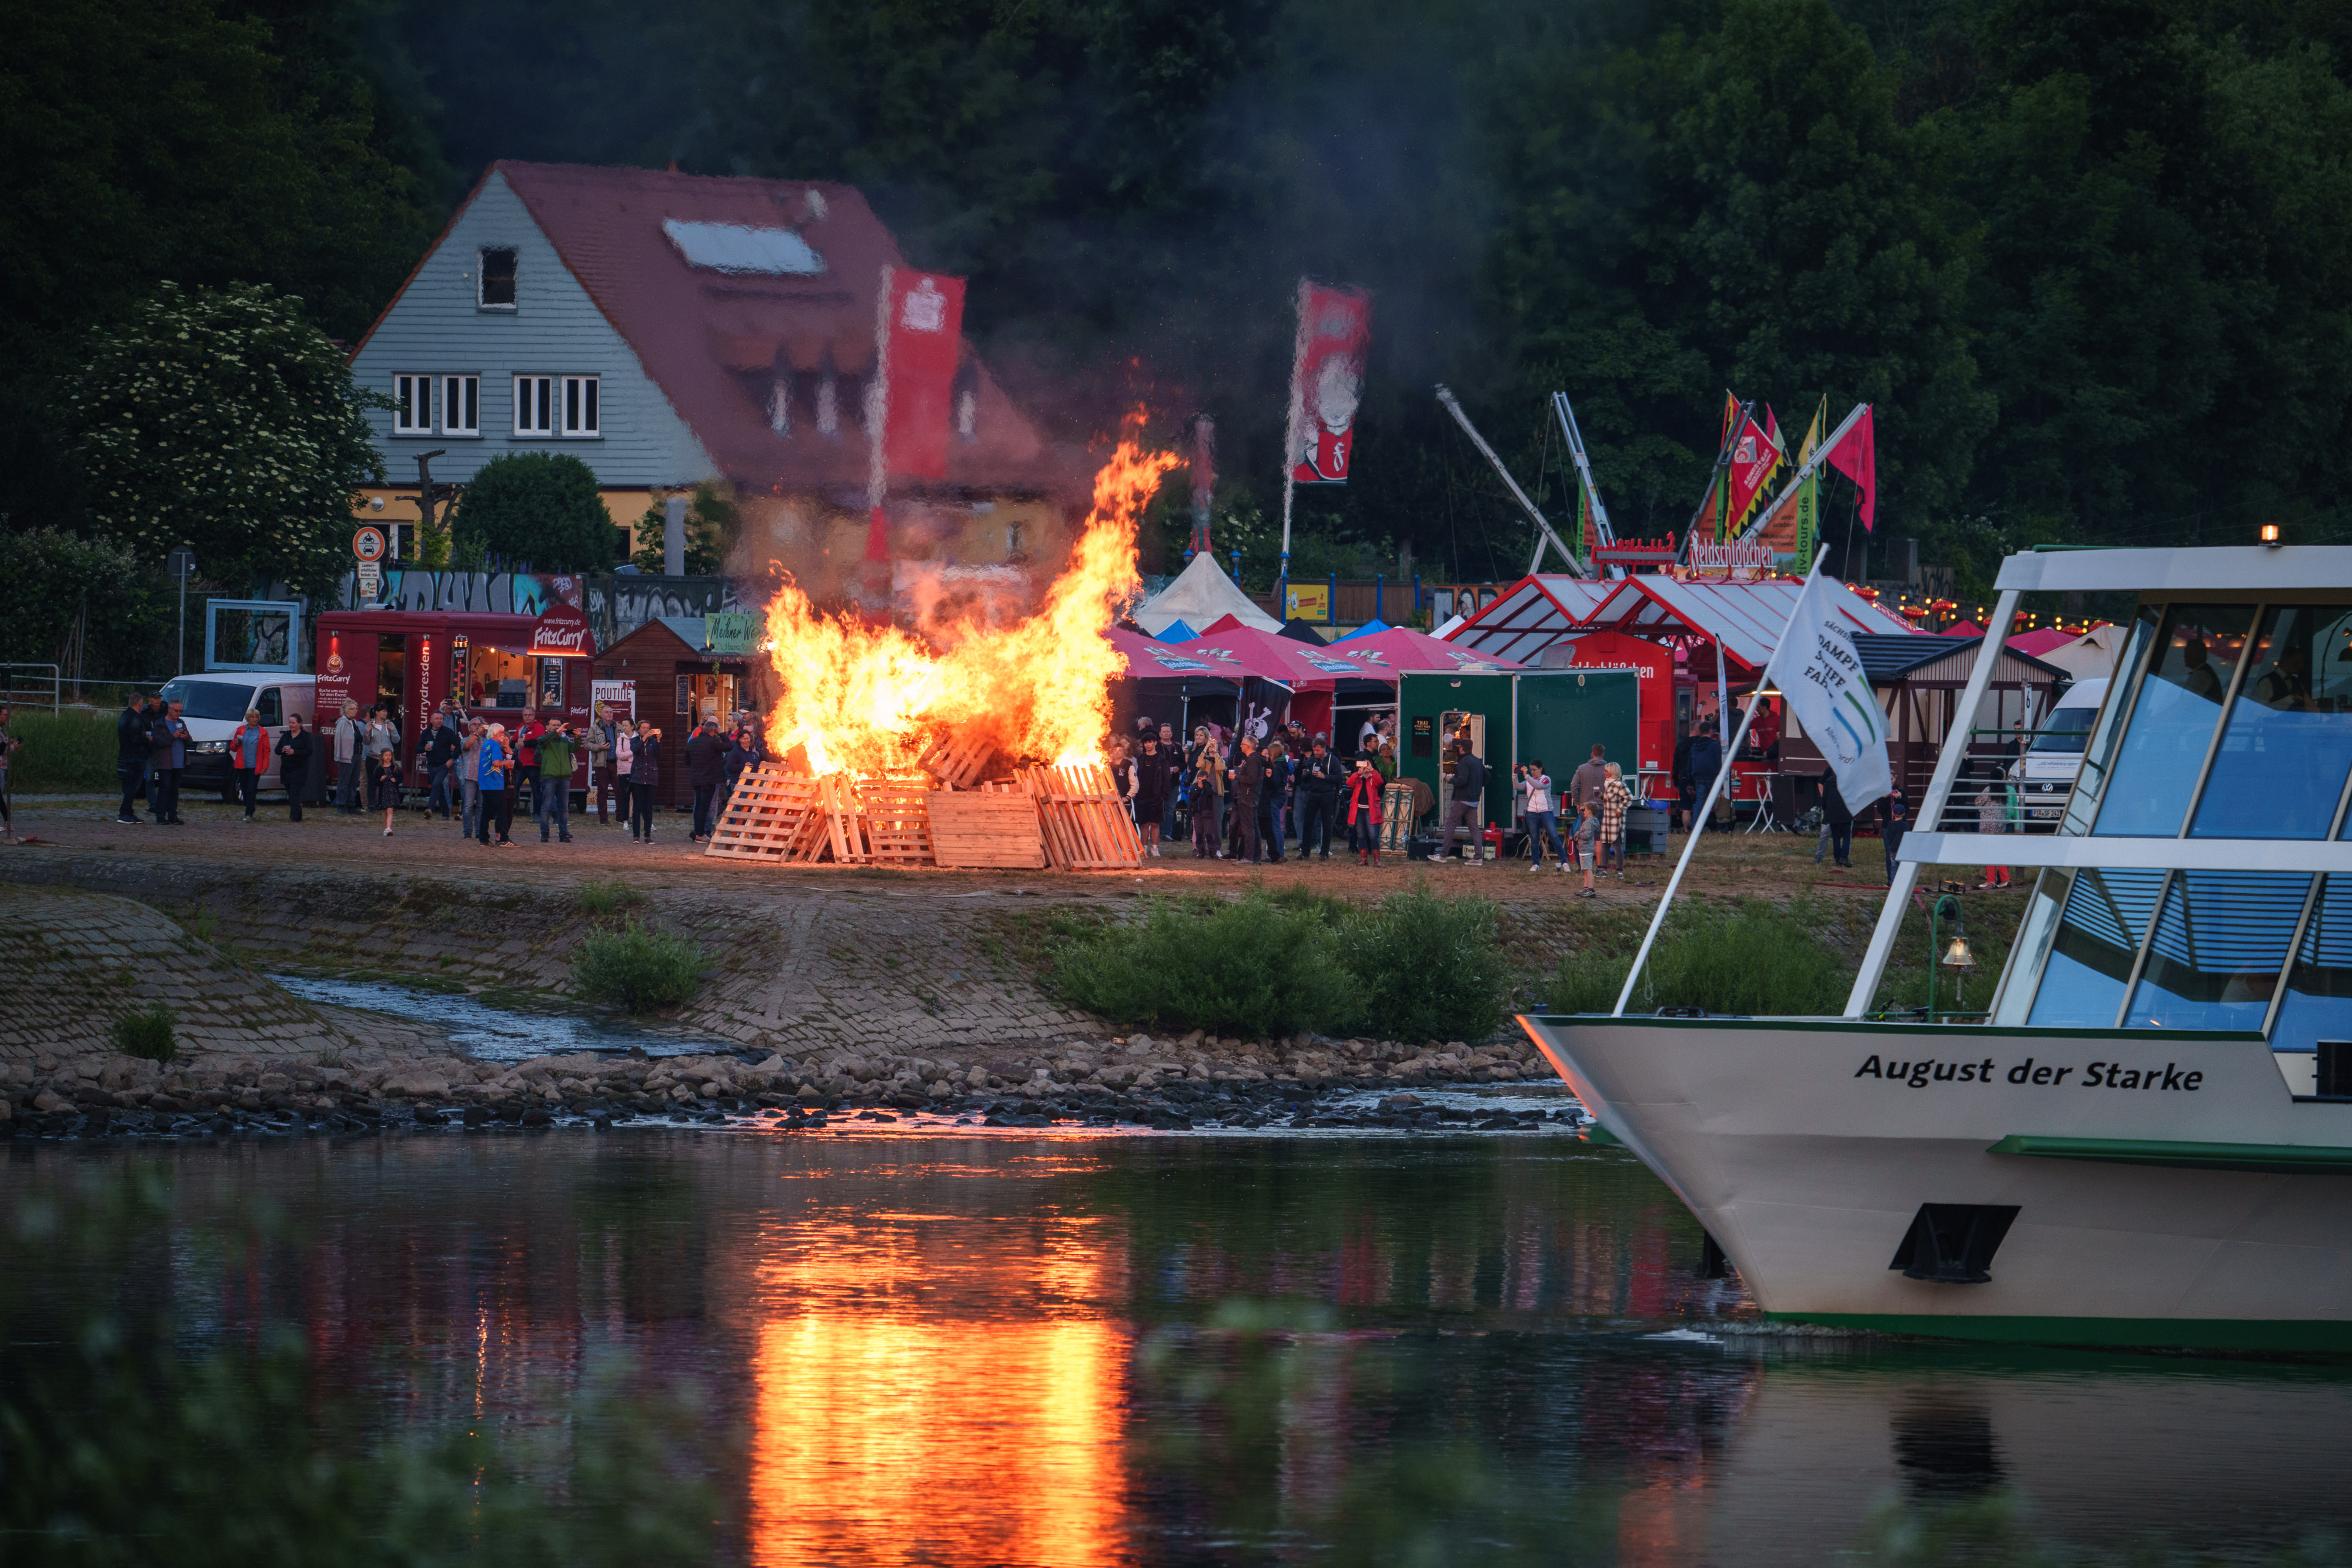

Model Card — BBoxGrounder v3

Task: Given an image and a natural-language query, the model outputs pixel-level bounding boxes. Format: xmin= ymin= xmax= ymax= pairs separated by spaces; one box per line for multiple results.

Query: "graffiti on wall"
xmin=336 ymin=571 xmax=746 ymax=646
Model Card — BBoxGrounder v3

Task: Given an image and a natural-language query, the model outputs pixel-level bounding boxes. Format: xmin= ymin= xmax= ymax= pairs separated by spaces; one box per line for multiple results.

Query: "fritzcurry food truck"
xmin=313 ymin=604 xmax=597 ymax=796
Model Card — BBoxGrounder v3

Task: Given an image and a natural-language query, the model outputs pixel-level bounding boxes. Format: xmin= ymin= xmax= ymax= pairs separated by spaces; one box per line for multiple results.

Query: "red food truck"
xmin=313 ymin=604 xmax=597 ymax=798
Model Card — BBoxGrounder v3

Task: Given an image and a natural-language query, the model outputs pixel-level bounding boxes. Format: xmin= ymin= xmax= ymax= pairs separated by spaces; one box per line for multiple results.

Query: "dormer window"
xmin=479 ymin=248 xmax=517 ymax=309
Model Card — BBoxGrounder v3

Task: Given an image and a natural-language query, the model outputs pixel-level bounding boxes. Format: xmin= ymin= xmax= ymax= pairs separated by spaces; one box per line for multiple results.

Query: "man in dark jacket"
xmin=1295 ymin=738 xmax=1340 ymax=860
xmin=1687 ymin=728 xmax=1725 ymax=835
xmin=1441 ymin=738 xmax=1490 ymax=864
xmin=684 ymin=719 xmax=726 ymax=841
xmin=425 ymin=708 xmax=461 ymax=819
xmin=1227 ymin=737 xmax=1265 ymax=863
xmin=276 ymin=714 xmax=316 ymax=822
xmin=115 ymin=693 xmax=151 ymax=825
xmin=1820 ymin=763 xmax=1854 ymax=868
xmin=149 ymin=699 xmax=188 ymax=824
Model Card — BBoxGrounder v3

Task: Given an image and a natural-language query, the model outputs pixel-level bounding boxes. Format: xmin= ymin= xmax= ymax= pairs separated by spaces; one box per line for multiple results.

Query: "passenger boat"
xmin=1522 ymin=546 xmax=2352 ymax=1350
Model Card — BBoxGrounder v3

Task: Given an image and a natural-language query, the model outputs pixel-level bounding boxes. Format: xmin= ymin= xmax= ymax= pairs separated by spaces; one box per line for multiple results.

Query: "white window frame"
xmin=392 ymin=373 xmax=432 ymax=435
xmin=560 ymin=375 xmax=600 ymax=439
xmin=513 ymin=375 xmax=554 ymax=437
xmin=440 ymin=374 xmax=480 ymax=437
xmin=478 ymin=247 xmax=518 ymax=310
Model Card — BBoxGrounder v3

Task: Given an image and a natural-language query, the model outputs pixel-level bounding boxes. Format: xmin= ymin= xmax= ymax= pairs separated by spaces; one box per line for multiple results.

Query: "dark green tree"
xmin=65 ymin=283 xmax=386 ymax=599
xmin=453 ymin=453 xmax=620 ymax=572
xmin=0 ymin=0 xmax=437 ymax=533
xmin=0 ymin=529 xmax=163 ymax=671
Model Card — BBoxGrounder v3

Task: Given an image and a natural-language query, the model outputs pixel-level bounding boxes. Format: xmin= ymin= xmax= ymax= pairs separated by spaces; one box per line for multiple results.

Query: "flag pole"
xmin=1612 ymin=546 xmax=1828 ymax=1017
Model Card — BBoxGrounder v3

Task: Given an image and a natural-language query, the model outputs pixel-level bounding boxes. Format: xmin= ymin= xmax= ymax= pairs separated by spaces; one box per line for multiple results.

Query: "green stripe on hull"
xmin=1989 ymin=1134 xmax=2352 ymax=1174
xmin=1770 ymin=1312 xmax=2352 ymax=1353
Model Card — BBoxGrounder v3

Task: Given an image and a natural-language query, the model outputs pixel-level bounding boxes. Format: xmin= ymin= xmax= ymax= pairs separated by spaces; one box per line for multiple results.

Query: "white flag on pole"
xmin=1768 ymin=567 xmax=1890 ymax=815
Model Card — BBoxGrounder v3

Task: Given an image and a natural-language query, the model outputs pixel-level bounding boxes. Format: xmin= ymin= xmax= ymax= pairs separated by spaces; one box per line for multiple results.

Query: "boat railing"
xmin=1927 ymin=724 xmax=2076 ymax=833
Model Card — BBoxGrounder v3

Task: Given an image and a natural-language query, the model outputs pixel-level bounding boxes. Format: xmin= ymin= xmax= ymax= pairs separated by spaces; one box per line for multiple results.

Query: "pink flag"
xmin=1826 ymin=406 xmax=1877 ymax=531
xmin=873 ymin=267 xmax=967 ymax=483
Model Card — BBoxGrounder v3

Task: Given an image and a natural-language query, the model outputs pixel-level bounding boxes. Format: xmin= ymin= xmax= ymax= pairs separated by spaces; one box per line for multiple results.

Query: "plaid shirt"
xmin=1601 ymin=776 xmax=1632 ymax=839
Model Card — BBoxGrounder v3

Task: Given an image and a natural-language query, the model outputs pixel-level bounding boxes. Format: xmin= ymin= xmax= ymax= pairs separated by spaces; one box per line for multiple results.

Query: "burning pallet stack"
xmin=703 ymin=740 xmax=1141 ymax=871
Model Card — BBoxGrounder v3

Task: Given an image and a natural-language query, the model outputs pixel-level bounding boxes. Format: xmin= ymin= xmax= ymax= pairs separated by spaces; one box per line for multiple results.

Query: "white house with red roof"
xmin=348 ymin=162 xmax=1078 ymax=580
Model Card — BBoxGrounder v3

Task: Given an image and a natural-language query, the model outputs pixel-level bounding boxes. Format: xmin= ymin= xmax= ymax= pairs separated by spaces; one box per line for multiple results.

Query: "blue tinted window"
xmin=2093 ymin=605 xmax=2254 ymax=837
xmin=2190 ymin=606 xmax=2352 ymax=840
xmin=2027 ymin=868 xmax=2167 ymax=1027
xmin=2061 ymin=614 xmax=2155 ymax=835
xmin=2124 ymin=871 xmax=2307 ymax=1031
xmin=2274 ymin=876 xmax=2352 ymax=1053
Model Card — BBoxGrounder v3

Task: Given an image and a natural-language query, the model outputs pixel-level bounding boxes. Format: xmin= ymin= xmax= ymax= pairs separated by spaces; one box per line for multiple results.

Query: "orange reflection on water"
xmin=747 ymin=1216 xmax=1130 ymax=1567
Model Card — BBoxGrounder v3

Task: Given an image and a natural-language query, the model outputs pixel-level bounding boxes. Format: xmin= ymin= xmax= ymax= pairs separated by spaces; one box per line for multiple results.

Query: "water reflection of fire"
xmin=747 ymin=1218 xmax=1130 ymax=1567
xmin=761 ymin=415 xmax=1182 ymax=777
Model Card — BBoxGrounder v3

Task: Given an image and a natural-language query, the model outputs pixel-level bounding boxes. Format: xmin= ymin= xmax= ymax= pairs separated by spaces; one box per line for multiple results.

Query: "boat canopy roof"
xmin=1997 ymin=545 xmax=2352 ymax=596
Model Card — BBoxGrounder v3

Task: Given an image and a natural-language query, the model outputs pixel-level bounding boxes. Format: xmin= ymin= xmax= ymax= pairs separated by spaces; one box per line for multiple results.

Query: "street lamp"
xmin=1928 ymin=893 xmax=1975 ymax=1021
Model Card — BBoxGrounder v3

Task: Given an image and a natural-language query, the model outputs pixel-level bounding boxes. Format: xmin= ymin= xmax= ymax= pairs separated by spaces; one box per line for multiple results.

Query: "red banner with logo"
xmin=1287 ymin=282 xmax=1372 ymax=484
xmin=875 ymin=267 xmax=967 ymax=483
xmin=528 ymin=602 xmax=595 ymax=657
xmin=1720 ymin=409 xmax=1784 ymax=536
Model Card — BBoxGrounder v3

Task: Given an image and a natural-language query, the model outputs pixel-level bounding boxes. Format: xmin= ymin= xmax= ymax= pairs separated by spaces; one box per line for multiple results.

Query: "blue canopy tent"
xmin=1158 ymin=618 xmax=1200 ymax=643
xmin=1337 ymin=618 xmax=1391 ymax=641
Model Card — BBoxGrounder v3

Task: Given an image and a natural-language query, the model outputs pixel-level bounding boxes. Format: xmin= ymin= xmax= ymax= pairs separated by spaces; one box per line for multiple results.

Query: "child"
xmin=369 ymin=746 xmax=403 ymax=837
xmin=1573 ymin=803 xmax=1600 ymax=897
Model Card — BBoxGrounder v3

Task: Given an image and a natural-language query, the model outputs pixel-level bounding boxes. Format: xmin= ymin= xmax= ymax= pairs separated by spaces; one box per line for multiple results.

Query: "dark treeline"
xmin=6 ymin=0 xmax=2350 ymax=596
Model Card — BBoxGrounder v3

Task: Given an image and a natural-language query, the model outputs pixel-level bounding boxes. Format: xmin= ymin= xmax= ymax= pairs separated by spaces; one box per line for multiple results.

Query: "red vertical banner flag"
xmin=1719 ymin=407 xmax=1785 ymax=537
xmin=1825 ymin=405 xmax=1877 ymax=530
xmin=873 ymin=266 xmax=967 ymax=483
xmin=1287 ymin=282 xmax=1372 ymax=484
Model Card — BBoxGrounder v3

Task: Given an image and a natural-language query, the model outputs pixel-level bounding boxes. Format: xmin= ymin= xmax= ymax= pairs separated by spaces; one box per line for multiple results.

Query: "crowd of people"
xmin=99 ymin=690 xmax=769 ymax=850
xmin=1101 ymin=713 xmax=1406 ymax=867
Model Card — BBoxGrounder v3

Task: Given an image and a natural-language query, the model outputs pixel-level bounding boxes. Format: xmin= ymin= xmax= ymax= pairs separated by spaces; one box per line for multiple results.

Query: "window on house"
xmin=480 ymin=248 xmax=517 ymax=309
xmin=514 ymin=375 xmax=553 ymax=437
xmin=561 ymin=375 xmax=600 ymax=437
xmin=392 ymin=374 xmax=432 ymax=434
xmin=440 ymin=375 xmax=480 ymax=437
xmin=768 ymin=376 xmax=791 ymax=436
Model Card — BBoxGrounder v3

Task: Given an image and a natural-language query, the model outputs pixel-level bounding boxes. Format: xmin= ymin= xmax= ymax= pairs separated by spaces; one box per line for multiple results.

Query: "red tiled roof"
xmin=492 ymin=162 xmax=1078 ymax=498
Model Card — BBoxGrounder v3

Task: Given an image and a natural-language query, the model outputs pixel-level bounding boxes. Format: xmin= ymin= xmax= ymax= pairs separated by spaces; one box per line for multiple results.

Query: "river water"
xmin=7 ymin=1128 xmax=2348 ymax=1565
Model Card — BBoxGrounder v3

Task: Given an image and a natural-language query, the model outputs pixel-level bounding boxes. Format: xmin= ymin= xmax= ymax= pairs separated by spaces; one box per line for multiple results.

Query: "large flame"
xmin=763 ymin=416 xmax=1182 ymax=775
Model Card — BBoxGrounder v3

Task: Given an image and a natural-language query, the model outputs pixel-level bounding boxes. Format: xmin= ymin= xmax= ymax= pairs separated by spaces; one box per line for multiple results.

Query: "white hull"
xmin=1522 ymin=1014 xmax=2352 ymax=1349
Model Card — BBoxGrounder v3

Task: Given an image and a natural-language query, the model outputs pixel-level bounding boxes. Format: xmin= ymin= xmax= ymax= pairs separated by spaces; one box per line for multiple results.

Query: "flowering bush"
xmin=65 ymin=283 xmax=385 ymax=596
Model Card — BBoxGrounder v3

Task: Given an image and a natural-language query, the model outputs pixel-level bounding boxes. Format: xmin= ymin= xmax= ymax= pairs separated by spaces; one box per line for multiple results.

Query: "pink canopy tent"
xmin=1108 ymin=624 xmax=1296 ymax=683
xmin=1319 ymin=625 xmax=1524 ymax=676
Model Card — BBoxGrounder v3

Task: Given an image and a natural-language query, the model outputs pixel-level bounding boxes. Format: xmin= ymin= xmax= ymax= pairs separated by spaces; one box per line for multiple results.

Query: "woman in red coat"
xmin=229 ymin=707 xmax=270 ymax=821
xmin=1344 ymin=755 xmax=1385 ymax=867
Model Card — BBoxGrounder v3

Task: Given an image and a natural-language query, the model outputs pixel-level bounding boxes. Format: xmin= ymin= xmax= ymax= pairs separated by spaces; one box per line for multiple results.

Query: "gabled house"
xmin=348 ymin=161 xmax=1080 ymax=592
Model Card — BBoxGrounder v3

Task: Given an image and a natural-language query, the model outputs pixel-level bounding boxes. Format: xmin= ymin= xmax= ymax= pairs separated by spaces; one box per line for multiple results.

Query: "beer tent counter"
xmin=315 ymin=604 xmax=598 ymax=795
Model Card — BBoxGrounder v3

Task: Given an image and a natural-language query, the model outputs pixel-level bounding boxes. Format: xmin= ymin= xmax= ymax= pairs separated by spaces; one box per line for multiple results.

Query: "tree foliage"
xmin=65 ymin=283 xmax=385 ymax=599
xmin=630 ymin=483 xmax=735 ymax=575
xmin=452 ymin=452 xmax=619 ymax=572
xmin=0 ymin=529 xmax=163 ymax=671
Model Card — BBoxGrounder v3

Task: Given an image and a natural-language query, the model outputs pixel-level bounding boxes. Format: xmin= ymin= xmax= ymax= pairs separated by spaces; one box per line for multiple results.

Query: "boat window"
xmin=2024 ymin=868 xmax=2168 ymax=1027
xmin=2274 ymin=875 xmax=2352 ymax=1054
xmin=2189 ymin=606 xmax=2352 ymax=840
xmin=1992 ymin=870 xmax=2071 ymax=1025
xmin=2059 ymin=613 xmax=2156 ymax=835
xmin=2090 ymin=604 xmax=2255 ymax=837
xmin=2123 ymin=870 xmax=2308 ymax=1031
xmin=2028 ymin=707 xmax=2096 ymax=755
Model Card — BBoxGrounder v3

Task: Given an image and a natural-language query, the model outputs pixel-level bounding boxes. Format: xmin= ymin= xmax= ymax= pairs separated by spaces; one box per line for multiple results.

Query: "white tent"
xmin=2036 ymin=624 xmax=2126 ymax=681
xmin=1134 ymin=553 xmax=1281 ymax=636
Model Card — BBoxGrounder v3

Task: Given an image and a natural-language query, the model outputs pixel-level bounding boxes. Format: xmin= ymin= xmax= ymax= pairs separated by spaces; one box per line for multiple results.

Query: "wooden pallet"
xmin=917 ymin=730 xmax=998 ymax=790
xmin=704 ymin=764 xmax=827 ymax=862
xmin=1020 ymin=763 xmax=1142 ymax=870
xmin=852 ymin=774 xmax=935 ymax=865
xmin=928 ymin=790 xmax=1047 ymax=868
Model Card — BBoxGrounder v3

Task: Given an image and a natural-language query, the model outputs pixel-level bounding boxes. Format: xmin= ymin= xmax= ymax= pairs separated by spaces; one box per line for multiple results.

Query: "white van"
xmin=2017 ymin=677 xmax=2107 ymax=829
xmin=155 ymin=674 xmax=319 ymax=798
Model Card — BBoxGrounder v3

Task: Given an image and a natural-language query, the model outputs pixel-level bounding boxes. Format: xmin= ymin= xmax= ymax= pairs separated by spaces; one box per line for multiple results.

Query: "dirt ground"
xmin=4 ymin=790 xmax=1942 ymax=908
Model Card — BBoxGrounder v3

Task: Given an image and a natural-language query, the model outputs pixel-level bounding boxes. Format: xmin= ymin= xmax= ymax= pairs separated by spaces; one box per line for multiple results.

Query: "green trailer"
xmin=1396 ymin=667 xmax=1641 ymax=837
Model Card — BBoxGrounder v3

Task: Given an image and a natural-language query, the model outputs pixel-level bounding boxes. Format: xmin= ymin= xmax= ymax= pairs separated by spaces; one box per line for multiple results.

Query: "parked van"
xmin=155 ymin=674 xmax=319 ymax=798
xmin=2017 ymin=677 xmax=2107 ymax=829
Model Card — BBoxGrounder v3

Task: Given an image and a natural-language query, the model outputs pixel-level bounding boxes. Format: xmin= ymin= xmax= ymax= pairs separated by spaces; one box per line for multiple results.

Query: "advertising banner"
xmin=1285 ymin=583 xmax=1331 ymax=621
xmin=1286 ymin=282 xmax=1372 ymax=484
xmin=704 ymin=612 xmax=757 ymax=655
xmin=590 ymin=679 xmax=636 ymax=720
xmin=874 ymin=266 xmax=967 ymax=483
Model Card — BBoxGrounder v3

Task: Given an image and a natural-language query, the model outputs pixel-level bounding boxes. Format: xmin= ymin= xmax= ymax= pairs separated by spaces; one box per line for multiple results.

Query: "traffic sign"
xmin=356 ymin=561 xmax=383 ymax=601
xmin=166 ymin=548 xmax=196 ymax=579
xmin=352 ymin=527 xmax=387 ymax=563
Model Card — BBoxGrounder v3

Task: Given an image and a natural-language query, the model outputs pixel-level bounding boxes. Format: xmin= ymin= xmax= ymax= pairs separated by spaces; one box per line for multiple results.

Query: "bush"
xmin=1053 ymin=890 xmax=1359 ymax=1038
xmin=577 ymin=878 xmax=647 ymax=919
xmin=1051 ymin=879 xmax=1512 ymax=1042
xmin=1548 ymin=898 xmax=1850 ymax=1017
xmin=6 ymin=709 xmax=118 ymax=792
xmin=1342 ymin=882 xmax=1509 ymax=1044
xmin=453 ymin=453 xmax=618 ymax=573
xmin=570 ymin=921 xmax=704 ymax=1012
xmin=111 ymin=1002 xmax=178 ymax=1064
